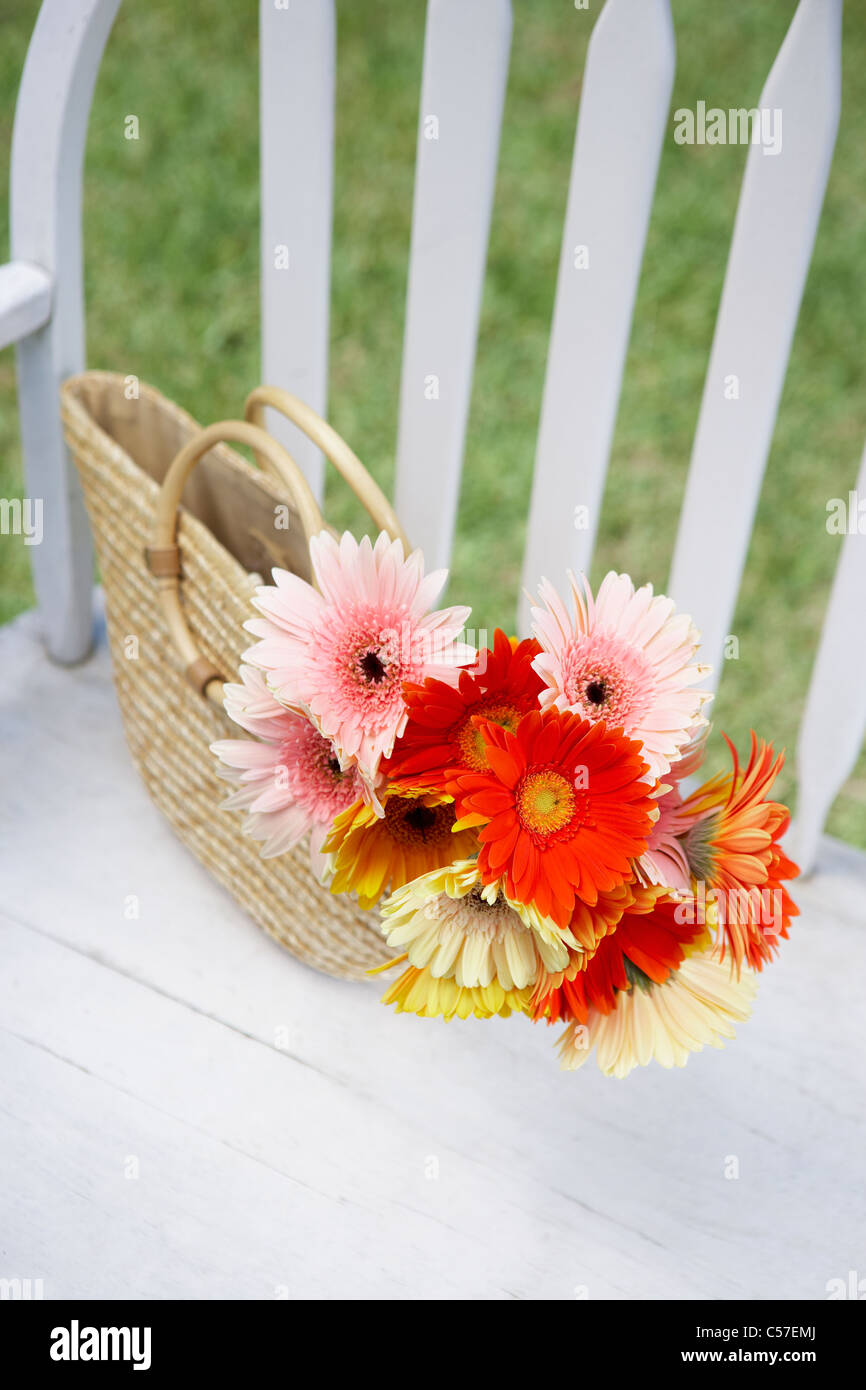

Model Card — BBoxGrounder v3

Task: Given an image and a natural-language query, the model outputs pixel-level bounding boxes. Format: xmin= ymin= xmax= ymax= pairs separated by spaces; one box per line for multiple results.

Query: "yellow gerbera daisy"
xmin=379 ymin=961 xmax=531 ymax=1020
xmin=379 ymin=859 xmax=580 ymax=994
xmin=323 ymin=788 xmax=478 ymax=910
xmin=557 ymin=948 xmax=758 ymax=1078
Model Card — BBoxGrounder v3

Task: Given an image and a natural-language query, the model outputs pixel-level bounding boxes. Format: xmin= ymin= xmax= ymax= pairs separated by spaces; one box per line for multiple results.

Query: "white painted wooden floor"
xmin=1 ymin=599 xmax=864 ymax=1301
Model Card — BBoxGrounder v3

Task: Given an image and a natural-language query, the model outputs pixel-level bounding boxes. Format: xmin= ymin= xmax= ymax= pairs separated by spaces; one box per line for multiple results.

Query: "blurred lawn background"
xmin=1 ymin=0 xmax=864 ymax=848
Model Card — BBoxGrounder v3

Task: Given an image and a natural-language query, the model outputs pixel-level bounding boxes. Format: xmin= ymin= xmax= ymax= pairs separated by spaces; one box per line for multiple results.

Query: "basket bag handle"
xmin=244 ymin=385 xmax=408 ymax=548
xmin=149 ymin=419 xmax=325 ymax=707
xmin=150 ymin=399 xmax=408 ymax=708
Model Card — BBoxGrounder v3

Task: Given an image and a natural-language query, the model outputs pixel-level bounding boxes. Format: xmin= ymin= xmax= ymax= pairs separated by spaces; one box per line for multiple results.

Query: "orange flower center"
xmin=455 ymin=699 xmax=524 ymax=772
xmin=384 ymin=797 xmax=455 ymax=848
xmin=516 ymin=768 xmax=576 ymax=837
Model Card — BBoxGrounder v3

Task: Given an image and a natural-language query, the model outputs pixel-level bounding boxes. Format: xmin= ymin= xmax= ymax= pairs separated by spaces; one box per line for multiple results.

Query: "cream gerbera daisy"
xmin=380 ymin=859 xmax=579 ymax=993
xmin=530 ymin=570 xmax=711 ymax=779
xmin=243 ymin=531 xmax=474 ymax=785
xmin=557 ymin=949 xmax=757 ymax=1078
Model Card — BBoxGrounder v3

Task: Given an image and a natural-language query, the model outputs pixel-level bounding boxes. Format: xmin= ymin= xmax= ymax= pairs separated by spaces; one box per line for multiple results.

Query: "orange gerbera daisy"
xmin=569 ymin=879 xmax=642 ymax=957
xmin=679 ymin=733 xmax=800 ymax=970
xmin=531 ymin=889 xmax=707 ymax=1025
xmin=383 ymin=629 xmax=543 ymax=791
xmin=449 ymin=708 xmax=656 ymax=928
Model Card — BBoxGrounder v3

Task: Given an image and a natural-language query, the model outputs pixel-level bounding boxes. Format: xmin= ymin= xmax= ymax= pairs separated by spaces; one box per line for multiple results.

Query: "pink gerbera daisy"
xmin=637 ymin=783 xmax=698 ymax=893
xmin=243 ymin=531 xmax=474 ymax=782
xmin=211 ymin=665 xmax=364 ymax=865
xmin=636 ymin=727 xmax=709 ymax=892
xmin=530 ymin=571 xmax=711 ymax=779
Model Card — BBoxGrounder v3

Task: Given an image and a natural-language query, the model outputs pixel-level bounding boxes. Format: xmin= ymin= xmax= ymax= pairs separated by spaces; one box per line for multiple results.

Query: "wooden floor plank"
xmin=1 ymin=605 xmax=864 ymax=1298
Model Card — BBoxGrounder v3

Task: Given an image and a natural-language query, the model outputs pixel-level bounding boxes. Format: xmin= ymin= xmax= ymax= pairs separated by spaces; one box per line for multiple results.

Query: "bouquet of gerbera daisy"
xmin=212 ymin=530 xmax=799 ymax=1078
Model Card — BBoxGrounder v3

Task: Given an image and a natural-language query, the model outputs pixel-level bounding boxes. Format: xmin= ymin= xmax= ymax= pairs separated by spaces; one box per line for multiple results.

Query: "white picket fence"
xmin=1 ymin=0 xmax=863 ymax=871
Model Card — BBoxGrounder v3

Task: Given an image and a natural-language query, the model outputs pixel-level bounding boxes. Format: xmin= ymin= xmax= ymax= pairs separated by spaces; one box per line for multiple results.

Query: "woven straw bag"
xmin=61 ymin=371 xmax=409 ymax=980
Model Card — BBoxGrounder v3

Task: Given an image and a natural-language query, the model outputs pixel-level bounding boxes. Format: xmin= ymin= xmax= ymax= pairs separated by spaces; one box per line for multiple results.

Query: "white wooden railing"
xmin=2 ymin=0 xmax=862 ymax=872
xmin=7 ymin=0 xmax=121 ymax=665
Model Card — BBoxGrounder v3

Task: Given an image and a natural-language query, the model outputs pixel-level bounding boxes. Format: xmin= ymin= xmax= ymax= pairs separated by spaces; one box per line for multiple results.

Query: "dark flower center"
xmin=384 ymin=797 xmax=455 ymax=848
xmin=359 ymin=650 xmax=388 ymax=684
xmin=404 ymin=804 xmax=438 ymax=834
xmin=585 ymin=678 xmax=608 ymax=706
xmin=467 ymin=883 xmax=498 ymax=912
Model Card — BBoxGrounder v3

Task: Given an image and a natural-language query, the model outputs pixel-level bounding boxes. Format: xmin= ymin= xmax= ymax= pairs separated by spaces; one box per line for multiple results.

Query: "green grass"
xmin=1 ymin=0 xmax=864 ymax=848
